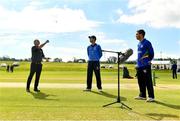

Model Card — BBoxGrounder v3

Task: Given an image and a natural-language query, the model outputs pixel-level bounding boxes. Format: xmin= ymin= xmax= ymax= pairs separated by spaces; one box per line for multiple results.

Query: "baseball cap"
xmin=88 ymin=35 xmax=96 ymax=40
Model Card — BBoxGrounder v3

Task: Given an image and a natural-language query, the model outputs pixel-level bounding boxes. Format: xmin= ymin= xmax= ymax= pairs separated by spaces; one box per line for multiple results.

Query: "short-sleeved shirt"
xmin=137 ymin=39 xmax=154 ymax=68
xmin=31 ymin=46 xmax=45 ymax=63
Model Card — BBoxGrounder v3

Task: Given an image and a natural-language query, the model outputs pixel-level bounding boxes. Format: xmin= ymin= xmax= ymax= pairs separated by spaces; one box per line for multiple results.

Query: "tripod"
xmin=102 ymin=50 xmax=132 ymax=110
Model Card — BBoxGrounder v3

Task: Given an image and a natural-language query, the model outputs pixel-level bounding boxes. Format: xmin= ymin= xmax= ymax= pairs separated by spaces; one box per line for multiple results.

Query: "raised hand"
xmin=46 ymin=40 xmax=50 ymax=43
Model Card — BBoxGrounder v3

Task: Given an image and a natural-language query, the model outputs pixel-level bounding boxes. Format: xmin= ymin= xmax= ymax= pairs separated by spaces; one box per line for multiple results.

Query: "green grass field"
xmin=0 ymin=62 xmax=180 ymax=120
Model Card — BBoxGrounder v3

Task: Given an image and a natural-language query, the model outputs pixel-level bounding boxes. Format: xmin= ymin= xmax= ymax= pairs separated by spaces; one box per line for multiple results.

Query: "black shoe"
xmin=26 ymin=89 xmax=30 ymax=93
xmin=34 ymin=89 xmax=40 ymax=92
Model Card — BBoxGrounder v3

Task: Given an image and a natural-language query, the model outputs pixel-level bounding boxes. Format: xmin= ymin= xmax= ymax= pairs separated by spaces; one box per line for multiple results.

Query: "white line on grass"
xmin=0 ymin=82 xmax=180 ymax=90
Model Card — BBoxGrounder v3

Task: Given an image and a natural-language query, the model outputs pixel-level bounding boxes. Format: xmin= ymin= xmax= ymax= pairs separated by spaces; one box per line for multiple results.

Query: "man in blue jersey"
xmin=84 ymin=35 xmax=103 ymax=92
xmin=135 ymin=29 xmax=155 ymax=102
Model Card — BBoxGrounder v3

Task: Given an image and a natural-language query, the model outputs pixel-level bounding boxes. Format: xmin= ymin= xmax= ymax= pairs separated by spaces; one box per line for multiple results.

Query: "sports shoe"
xmin=146 ymin=98 xmax=155 ymax=102
xmin=134 ymin=96 xmax=146 ymax=100
xmin=26 ymin=89 xmax=30 ymax=93
xmin=83 ymin=89 xmax=91 ymax=92
xmin=98 ymin=89 xmax=103 ymax=92
xmin=34 ymin=89 xmax=40 ymax=92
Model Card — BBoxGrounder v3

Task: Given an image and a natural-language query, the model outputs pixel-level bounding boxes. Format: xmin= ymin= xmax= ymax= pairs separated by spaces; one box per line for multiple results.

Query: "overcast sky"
xmin=0 ymin=0 xmax=180 ymax=61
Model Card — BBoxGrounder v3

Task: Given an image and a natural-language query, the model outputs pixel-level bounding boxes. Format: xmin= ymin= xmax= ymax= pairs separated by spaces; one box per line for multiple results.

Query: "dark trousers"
xmin=86 ymin=61 xmax=102 ymax=89
xmin=137 ymin=66 xmax=154 ymax=98
xmin=172 ymin=70 xmax=177 ymax=79
xmin=26 ymin=63 xmax=42 ymax=90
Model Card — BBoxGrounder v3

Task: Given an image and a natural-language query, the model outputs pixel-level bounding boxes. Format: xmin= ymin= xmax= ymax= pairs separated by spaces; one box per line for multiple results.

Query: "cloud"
xmin=116 ymin=9 xmax=123 ymax=16
xmin=28 ymin=1 xmax=45 ymax=6
xmin=178 ymin=40 xmax=180 ymax=45
xmin=155 ymin=52 xmax=180 ymax=59
xmin=44 ymin=46 xmax=87 ymax=61
xmin=95 ymin=33 xmax=129 ymax=51
xmin=0 ymin=4 xmax=101 ymax=33
xmin=116 ymin=0 xmax=180 ymax=28
xmin=100 ymin=39 xmax=128 ymax=47
xmin=0 ymin=36 xmax=19 ymax=46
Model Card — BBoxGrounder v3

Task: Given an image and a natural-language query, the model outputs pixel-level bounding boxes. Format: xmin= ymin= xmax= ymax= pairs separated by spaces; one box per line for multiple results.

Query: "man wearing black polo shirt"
xmin=26 ymin=39 xmax=49 ymax=92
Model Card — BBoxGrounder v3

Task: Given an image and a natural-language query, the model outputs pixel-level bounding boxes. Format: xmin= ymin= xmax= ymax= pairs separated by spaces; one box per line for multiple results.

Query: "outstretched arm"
xmin=39 ymin=40 xmax=49 ymax=49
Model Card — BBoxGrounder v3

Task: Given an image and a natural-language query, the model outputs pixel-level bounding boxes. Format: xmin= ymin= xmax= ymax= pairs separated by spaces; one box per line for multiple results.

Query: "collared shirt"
xmin=31 ymin=46 xmax=45 ymax=63
xmin=87 ymin=44 xmax=102 ymax=61
xmin=137 ymin=38 xmax=154 ymax=68
xmin=171 ymin=64 xmax=177 ymax=70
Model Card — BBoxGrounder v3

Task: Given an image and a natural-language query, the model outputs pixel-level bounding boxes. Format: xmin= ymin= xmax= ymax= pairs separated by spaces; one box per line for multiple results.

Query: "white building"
xmin=151 ymin=60 xmax=171 ymax=70
xmin=177 ymin=59 xmax=180 ymax=72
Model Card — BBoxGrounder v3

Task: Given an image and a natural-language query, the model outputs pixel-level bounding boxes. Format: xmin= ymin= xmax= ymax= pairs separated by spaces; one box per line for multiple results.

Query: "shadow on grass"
xmin=90 ymin=91 xmax=127 ymax=101
xmin=155 ymin=100 xmax=180 ymax=110
xmin=128 ymin=100 xmax=180 ymax=120
xmin=130 ymin=110 xmax=179 ymax=120
xmin=30 ymin=91 xmax=59 ymax=101
xmin=146 ymin=113 xmax=179 ymax=120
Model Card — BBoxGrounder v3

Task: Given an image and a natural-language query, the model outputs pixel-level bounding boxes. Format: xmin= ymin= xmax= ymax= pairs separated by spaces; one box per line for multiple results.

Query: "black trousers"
xmin=172 ymin=70 xmax=177 ymax=79
xmin=137 ymin=66 xmax=154 ymax=98
xmin=86 ymin=61 xmax=102 ymax=89
xmin=26 ymin=63 xmax=42 ymax=90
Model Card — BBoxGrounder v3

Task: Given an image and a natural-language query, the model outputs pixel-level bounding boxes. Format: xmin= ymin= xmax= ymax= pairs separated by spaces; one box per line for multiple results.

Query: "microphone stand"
xmin=102 ymin=50 xmax=132 ymax=110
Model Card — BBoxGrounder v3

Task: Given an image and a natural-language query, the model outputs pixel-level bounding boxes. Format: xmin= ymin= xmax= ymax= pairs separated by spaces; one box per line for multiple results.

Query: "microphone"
xmin=46 ymin=40 xmax=50 ymax=43
xmin=119 ymin=49 xmax=133 ymax=63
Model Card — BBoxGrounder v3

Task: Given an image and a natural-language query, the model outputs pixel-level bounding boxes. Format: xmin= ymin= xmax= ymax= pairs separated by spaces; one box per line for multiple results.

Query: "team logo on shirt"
xmin=93 ymin=46 xmax=97 ymax=51
xmin=138 ymin=51 xmax=142 ymax=54
xmin=143 ymin=69 xmax=147 ymax=73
